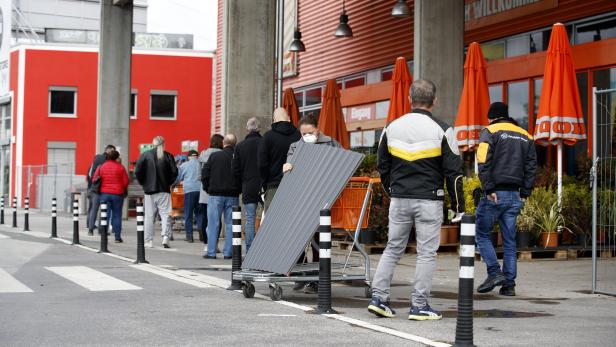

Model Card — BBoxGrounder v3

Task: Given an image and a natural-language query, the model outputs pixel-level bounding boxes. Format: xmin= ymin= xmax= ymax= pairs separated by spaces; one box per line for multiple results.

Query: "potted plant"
xmin=516 ymin=202 xmax=535 ymax=249
xmin=562 ymin=183 xmax=592 ymax=247
xmin=535 ymin=202 xmax=564 ymax=248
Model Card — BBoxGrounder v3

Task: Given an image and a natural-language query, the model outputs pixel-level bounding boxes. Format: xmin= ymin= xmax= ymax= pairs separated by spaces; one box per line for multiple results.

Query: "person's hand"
xmin=488 ymin=192 xmax=498 ymax=203
xmin=283 ymin=163 xmax=293 ymax=173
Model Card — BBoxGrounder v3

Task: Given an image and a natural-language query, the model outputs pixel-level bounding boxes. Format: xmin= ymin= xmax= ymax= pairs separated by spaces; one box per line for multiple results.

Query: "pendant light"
xmin=391 ymin=0 xmax=410 ymax=18
xmin=334 ymin=0 xmax=352 ymax=38
xmin=289 ymin=4 xmax=306 ymax=52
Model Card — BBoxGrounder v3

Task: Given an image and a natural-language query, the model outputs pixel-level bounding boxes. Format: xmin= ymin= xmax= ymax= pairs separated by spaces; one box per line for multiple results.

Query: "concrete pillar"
xmin=97 ymin=0 xmax=132 ymax=161
xmin=221 ymin=0 xmax=276 ymax=138
xmin=413 ymin=0 xmax=464 ymax=125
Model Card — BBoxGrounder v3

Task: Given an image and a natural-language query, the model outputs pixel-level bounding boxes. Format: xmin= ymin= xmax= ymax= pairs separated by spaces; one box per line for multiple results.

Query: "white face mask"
xmin=302 ymin=134 xmax=317 ymax=143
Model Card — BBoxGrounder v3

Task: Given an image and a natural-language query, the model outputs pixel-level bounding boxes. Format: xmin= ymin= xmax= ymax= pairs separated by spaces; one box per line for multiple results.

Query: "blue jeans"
xmin=244 ymin=203 xmax=257 ymax=252
xmin=475 ymin=190 xmax=524 ymax=287
xmin=207 ymin=195 xmax=239 ymax=257
xmin=183 ymin=191 xmax=200 ymax=238
xmin=99 ymin=193 xmax=124 ymax=241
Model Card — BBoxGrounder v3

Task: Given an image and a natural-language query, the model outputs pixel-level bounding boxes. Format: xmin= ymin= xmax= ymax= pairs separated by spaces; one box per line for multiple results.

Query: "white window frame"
xmin=48 ymin=86 xmax=77 ymax=118
xmin=149 ymin=90 xmax=177 ymax=120
xmin=130 ymin=89 xmax=138 ymax=119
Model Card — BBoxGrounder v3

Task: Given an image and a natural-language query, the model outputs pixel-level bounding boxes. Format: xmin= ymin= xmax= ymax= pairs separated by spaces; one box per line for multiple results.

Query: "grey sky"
xmin=147 ymin=0 xmax=217 ymax=51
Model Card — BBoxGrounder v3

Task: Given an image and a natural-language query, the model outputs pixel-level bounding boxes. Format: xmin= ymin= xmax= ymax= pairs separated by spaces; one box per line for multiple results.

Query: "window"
xmin=344 ymin=76 xmax=365 ymax=89
xmin=130 ymin=92 xmax=137 ymax=119
xmin=49 ymin=87 xmax=77 ymax=117
xmin=507 ymin=81 xmax=529 ymax=130
xmin=381 ymin=69 xmax=393 ymax=81
xmin=506 ymin=35 xmax=530 ymax=58
xmin=150 ymin=91 xmax=177 ymax=119
xmin=304 ymin=87 xmax=322 ymax=107
xmin=481 ymin=42 xmax=505 ymax=61
xmin=575 ymin=17 xmax=616 ymax=45
xmin=294 ymin=92 xmax=304 ymax=108
xmin=489 ymin=84 xmax=502 ymax=103
xmin=533 ymin=78 xmax=542 ymax=122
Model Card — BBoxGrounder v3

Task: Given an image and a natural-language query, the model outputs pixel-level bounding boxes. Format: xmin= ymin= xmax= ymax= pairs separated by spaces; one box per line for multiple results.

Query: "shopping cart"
xmin=233 ymin=177 xmax=379 ymax=301
xmin=170 ymin=183 xmax=185 ymax=232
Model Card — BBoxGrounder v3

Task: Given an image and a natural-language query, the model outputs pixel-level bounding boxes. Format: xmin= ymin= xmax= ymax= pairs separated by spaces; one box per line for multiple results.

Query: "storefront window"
xmin=507 ymin=81 xmax=529 ymax=130
xmin=489 ymin=84 xmax=502 ymax=103
xmin=575 ymin=16 xmax=616 ymax=45
xmin=533 ymin=78 xmax=542 ymax=122
xmin=305 ymin=87 xmax=322 ymax=107
xmin=481 ymin=42 xmax=505 ymax=61
xmin=295 ymin=92 xmax=304 ymax=108
xmin=593 ymin=67 xmax=616 ymax=90
xmin=592 ymin=67 xmax=616 ymax=159
xmin=506 ymin=35 xmax=530 ymax=58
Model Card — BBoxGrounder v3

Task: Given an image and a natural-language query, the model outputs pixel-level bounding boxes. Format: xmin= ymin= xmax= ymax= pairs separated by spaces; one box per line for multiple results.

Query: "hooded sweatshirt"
xmin=257 ymin=121 xmax=301 ymax=189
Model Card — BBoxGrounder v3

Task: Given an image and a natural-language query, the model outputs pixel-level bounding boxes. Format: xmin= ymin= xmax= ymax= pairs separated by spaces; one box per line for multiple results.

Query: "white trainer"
xmin=145 ymin=240 xmax=153 ymax=248
xmin=162 ymin=236 xmax=170 ymax=248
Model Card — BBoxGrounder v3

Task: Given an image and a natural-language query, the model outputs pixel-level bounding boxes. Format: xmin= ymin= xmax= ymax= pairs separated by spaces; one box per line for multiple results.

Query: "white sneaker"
xmin=145 ymin=240 xmax=153 ymax=248
xmin=203 ymin=245 xmax=208 ymax=252
xmin=162 ymin=236 xmax=170 ymax=248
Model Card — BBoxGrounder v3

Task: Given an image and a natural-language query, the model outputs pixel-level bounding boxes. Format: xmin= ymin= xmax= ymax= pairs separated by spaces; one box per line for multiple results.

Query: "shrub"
xmin=562 ymin=183 xmax=592 ymax=237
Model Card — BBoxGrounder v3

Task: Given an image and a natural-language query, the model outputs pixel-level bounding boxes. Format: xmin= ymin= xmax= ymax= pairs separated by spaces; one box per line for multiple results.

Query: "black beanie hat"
xmin=487 ymin=102 xmax=509 ymax=120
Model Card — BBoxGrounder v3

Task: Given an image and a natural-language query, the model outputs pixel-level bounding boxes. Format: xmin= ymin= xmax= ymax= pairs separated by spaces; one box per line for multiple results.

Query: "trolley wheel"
xmin=242 ymin=282 xmax=255 ymax=298
xmin=364 ymin=285 xmax=372 ymax=298
xmin=269 ymin=284 xmax=283 ymax=301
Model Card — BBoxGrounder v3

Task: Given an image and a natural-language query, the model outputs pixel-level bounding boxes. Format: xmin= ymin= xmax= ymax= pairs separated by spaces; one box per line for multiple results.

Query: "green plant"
xmin=522 ymin=186 xmax=557 ymax=239
xmin=353 ymin=154 xmax=379 ymax=177
xmin=534 ymin=166 xmax=557 ymax=189
xmin=462 ymin=175 xmax=481 ymax=215
xmin=516 ymin=203 xmax=535 ymax=233
xmin=368 ymin=181 xmax=390 ymax=242
xmin=562 ymin=183 xmax=592 ymax=238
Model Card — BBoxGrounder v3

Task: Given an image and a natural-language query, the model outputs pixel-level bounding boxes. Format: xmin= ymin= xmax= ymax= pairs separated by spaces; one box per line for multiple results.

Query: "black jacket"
xmin=377 ymin=109 xmax=464 ymax=212
xmin=477 ymin=118 xmax=538 ymax=198
xmin=202 ymin=146 xmax=240 ymax=197
xmin=134 ymin=149 xmax=178 ymax=195
xmin=258 ymin=121 xmax=301 ymax=189
xmin=232 ymin=132 xmax=262 ymax=204
xmin=87 ymin=153 xmax=107 ymax=188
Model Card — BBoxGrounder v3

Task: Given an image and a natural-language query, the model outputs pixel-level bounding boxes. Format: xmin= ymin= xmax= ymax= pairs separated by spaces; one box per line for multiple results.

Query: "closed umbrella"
xmin=454 ymin=42 xmax=490 ymax=153
xmin=282 ymin=87 xmax=300 ymax=126
xmin=534 ymin=23 xmax=587 ymax=207
xmin=386 ymin=57 xmax=412 ymax=123
xmin=318 ymin=79 xmax=350 ymax=149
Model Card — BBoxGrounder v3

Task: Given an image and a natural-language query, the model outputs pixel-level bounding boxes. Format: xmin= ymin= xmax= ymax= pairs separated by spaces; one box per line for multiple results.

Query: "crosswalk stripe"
xmin=0 ymin=268 xmax=33 ymax=293
xmin=45 ymin=266 xmax=142 ymax=291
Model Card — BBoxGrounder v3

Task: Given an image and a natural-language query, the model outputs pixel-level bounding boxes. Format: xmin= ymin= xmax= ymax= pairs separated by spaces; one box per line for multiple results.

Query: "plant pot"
xmin=442 ymin=225 xmax=459 ymax=244
xmin=516 ymin=231 xmax=533 ymax=249
xmin=359 ymin=229 xmax=376 ymax=244
xmin=576 ymin=233 xmax=589 ymax=247
xmin=440 ymin=227 xmax=449 ymax=245
xmin=540 ymin=231 xmax=559 ymax=248
xmin=489 ymin=232 xmax=499 ymax=248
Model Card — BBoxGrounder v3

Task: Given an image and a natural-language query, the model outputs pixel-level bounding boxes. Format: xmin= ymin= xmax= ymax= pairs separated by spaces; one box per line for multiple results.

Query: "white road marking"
xmin=0 ymin=268 xmax=33 ymax=293
xmin=46 ymin=266 xmax=142 ymax=291
xmin=130 ymin=264 xmax=213 ymax=288
xmin=0 ymin=233 xmax=9 ymax=239
xmin=257 ymin=314 xmax=297 ymax=317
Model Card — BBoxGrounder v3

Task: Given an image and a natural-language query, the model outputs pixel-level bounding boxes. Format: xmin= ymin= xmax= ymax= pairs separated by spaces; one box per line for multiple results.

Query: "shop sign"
xmin=181 ymin=140 xmax=199 ymax=152
xmin=346 ymin=103 xmax=376 ymax=123
xmin=139 ymin=144 xmax=155 ymax=154
xmin=282 ymin=0 xmax=298 ymax=78
xmin=464 ymin=0 xmax=558 ymax=31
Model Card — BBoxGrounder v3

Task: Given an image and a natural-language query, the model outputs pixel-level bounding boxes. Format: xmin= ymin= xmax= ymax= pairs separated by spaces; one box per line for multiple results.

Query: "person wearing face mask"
xmin=284 ymin=114 xmax=341 ymax=294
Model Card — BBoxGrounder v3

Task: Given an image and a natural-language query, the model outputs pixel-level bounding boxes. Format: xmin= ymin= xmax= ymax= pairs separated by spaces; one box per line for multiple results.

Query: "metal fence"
xmin=592 ymin=87 xmax=616 ymax=296
xmin=18 ymin=164 xmax=87 ymax=213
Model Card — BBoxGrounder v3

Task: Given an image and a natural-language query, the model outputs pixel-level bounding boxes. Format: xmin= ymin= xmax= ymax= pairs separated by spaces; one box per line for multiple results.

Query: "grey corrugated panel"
xmin=242 ymin=141 xmax=364 ymax=274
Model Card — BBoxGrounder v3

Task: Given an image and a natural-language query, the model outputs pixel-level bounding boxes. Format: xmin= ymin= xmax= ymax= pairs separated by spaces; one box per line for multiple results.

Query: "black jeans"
xmin=197 ymin=203 xmax=221 ymax=244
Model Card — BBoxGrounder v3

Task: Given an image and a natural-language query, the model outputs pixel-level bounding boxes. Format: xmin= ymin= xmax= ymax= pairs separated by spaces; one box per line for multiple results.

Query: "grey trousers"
xmin=144 ymin=192 xmax=172 ymax=242
xmin=372 ymin=198 xmax=443 ymax=307
xmin=87 ymin=193 xmax=100 ymax=230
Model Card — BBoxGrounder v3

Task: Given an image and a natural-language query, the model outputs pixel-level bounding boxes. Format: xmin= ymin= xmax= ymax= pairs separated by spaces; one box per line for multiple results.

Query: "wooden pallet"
xmin=338 ymin=241 xmax=414 ymax=255
xmin=474 ymin=246 xmax=613 ymax=261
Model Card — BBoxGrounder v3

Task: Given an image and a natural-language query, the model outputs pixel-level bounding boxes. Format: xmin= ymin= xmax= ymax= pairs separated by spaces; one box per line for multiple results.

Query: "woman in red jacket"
xmin=93 ymin=150 xmax=129 ymax=242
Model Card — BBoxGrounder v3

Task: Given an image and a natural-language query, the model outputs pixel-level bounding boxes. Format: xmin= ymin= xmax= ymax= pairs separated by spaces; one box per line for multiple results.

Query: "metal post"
xmin=315 ymin=209 xmax=337 ymax=314
xmin=23 ymin=197 xmax=29 ymax=231
xmin=12 ymin=196 xmax=17 ymax=228
xmin=591 ymin=87 xmax=598 ymax=293
xmin=228 ymin=206 xmax=243 ymax=290
xmin=134 ymin=201 xmax=148 ymax=263
xmin=51 ymin=197 xmax=57 ymax=238
xmin=0 ymin=195 xmax=4 ymax=225
xmin=99 ymin=202 xmax=109 ymax=253
xmin=454 ymin=215 xmax=476 ymax=347
xmin=275 ymin=0 xmax=284 ymax=107
xmin=72 ymin=197 xmax=80 ymax=245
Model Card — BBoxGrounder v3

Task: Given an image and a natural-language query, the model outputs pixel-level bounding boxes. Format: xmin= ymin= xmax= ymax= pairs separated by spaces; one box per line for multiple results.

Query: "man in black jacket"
xmin=475 ymin=102 xmax=537 ymax=296
xmin=202 ymin=134 xmax=240 ymax=259
xmin=232 ymin=118 xmax=262 ymax=252
xmin=257 ymin=107 xmax=301 ymax=212
xmin=134 ymin=136 xmax=178 ymax=248
xmin=86 ymin=144 xmax=115 ymax=235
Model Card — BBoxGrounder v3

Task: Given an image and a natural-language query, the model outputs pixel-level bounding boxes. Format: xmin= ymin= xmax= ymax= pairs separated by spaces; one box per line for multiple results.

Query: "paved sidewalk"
xmin=7 ymin=209 xmax=616 ymax=346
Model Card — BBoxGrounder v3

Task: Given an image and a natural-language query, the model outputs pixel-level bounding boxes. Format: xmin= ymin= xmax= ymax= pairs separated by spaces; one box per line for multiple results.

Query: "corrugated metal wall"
xmin=214 ymin=0 xmax=223 ymax=133
xmin=284 ymin=0 xmax=414 ymax=89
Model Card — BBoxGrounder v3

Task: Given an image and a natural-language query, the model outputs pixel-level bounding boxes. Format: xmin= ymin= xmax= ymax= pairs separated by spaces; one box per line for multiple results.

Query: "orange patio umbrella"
xmin=282 ymin=87 xmax=300 ymax=126
xmin=318 ymin=79 xmax=350 ymax=149
xmin=386 ymin=57 xmax=412 ymax=123
xmin=534 ymin=23 xmax=587 ymax=207
xmin=453 ymin=42 xmax=490 ymax=152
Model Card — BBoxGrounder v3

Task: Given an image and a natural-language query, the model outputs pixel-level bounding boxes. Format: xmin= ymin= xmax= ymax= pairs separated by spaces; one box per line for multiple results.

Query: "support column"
xmin=221 ymin=0 xmax=276 ymax=137
xmin=413 ymin=0 xmax=464 ymax=125
xmin=97 ymin=0 xmax=132 ymax=161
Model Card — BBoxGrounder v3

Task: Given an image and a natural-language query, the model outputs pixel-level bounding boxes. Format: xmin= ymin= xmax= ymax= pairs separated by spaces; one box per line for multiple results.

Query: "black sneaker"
xmin=203 ymin=255 xmax=216 ymax=259
xmin=408 ymin=304 xmax=442 ymax=321
xmin=292 ymin=282 xmax=306 ymax=291
xmin=499 ymin=285 xmax=516 ymax=296
xmin=304 ymin=282 xmax=318 ymax=294
xmin=88 ymin=230 xmax=94 ymax=236
xmin=477 ymin=273 xmax=506 ymax=293
xmin=185 ymin=235 xmax=194 ymax=243
xmin=114 ymin=238 xmax=123 ymax=243
xmin=367 ymin=297 xmax=396 ymax=318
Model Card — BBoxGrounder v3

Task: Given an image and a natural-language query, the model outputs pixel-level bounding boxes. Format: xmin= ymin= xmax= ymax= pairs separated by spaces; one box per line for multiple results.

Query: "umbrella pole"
xmin=474 ymin=150 xmax=479 ymax=175
xmin=557 ymin=141 xmax=563 ymax=210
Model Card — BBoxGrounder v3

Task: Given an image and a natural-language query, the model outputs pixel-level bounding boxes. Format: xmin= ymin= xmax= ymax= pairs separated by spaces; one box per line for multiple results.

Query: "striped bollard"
xmin=72 ymin=198 xmax=80 ymax=244
xmin=135 ymin=202 xmax=148 ymax=263
xmin=99 ymin=203 xmax=109 ymax=253
xmin=12 ymin=196 xmax=17 ymax=228
xmin=1 ymin=195 xmax=5 ymax=225
xmin=51 ymin=198 xmax=58 ymax=238
xmin=23 ymin=197 xmax=30 ymax=231
xmin=454 ymin=215 xmax=476 ymax=347
xmin=227 ymin=206 xmax=243 ymax=290
xmin=315 ymin=209 xmax=338 ymax=314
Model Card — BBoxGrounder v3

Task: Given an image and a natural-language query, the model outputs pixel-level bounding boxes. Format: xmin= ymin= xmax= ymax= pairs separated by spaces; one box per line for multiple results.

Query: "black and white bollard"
xmin=135 ymin=202 xmax=148 ymax=264
xmin=12 ymin=196 xmax=17 ymax=228
xmin=454 ymin=214 xmax=476 ymax=347
xmin=23 ymin=197 xmax=30 ymax=231
xmin=227 ymin=206 xmax=243 ymax=290
xmin=99 ymin=203 xmax=109 ymax=253
xmin=51 ymin=197 xmax=58 ymax=238
xmin=315 ymin=209 xmax=338 ymax=314
xmin=1 ymin=195 xmax=5 ymax=225
xmin=72 ymin=197 xmax=80 ymax=245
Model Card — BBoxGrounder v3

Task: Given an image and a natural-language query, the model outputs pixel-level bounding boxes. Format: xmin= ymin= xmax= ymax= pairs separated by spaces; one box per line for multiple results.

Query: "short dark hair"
xmin=104 ymin=144 xmax=116 ymax=152
xmin=410 ymin=79 xmax=436 ymax=107
xmin=210 ymin=134 xmax=224 ymax=149
xmin=108 ymin=150 xmax=120 ymax=161
xmin=299 ymin=114 xmax=318 ymax=128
